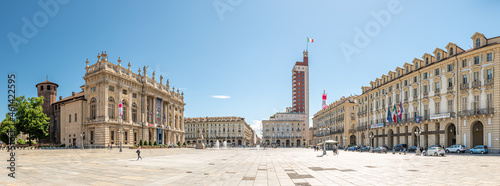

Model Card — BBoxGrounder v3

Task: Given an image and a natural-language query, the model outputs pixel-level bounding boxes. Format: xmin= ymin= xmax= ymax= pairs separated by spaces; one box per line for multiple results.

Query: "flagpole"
xmin=306 ymin=38 xmax=308 ymax=51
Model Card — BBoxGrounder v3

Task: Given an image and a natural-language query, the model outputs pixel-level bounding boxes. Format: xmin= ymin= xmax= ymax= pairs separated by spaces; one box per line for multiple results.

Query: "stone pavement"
xmin=0 ymin=147 xmax=499 ymax=185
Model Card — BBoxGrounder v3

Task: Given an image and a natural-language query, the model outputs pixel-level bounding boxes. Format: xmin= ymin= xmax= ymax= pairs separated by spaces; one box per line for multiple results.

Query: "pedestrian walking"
xmin=108 ymin=143 xmax=110 ymax=150
xmin=136 ymin=145 xmax=142 ymax=160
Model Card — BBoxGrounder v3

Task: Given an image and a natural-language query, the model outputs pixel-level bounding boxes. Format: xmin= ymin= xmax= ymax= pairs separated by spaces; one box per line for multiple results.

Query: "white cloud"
xmin=211 ymin=95 xmax=231 ymax=99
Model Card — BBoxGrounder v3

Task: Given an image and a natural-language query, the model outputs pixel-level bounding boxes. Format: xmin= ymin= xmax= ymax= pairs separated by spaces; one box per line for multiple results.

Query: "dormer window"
xmin=416 ymin=62 xmax=419 ymax=69
xmin=476 ymin=38 xmax=481 ymax=48
xmin=437 ymin=53 xmax=441 ymax=61
xmin=449 ymin=48 xmax=454 ymax=56
xmin=425 ymin=58 xmax=429 ymax=65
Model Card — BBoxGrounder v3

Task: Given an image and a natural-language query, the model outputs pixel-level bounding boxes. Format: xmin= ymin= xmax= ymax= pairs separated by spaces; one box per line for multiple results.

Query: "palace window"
xmin=91 ymin=87 xmax=96 ymax=93
xmin=448 ymin=64 xmax=453 ymax=72
xmin=424 ymin=73 xmax=428 ymax=79
xmin=47 ymin=85 xmax=50 ymax=90
xmin=487 ymin=69 xmax=493 ymax=79
xmin=476 ymin=38 xmax=481 ymax=48
xmin=474 ymin=72 xmax=479 ymax=82
xmin=425 ymin=57 xmax=429 ymax=65
xmin=109 ymin=97 xmax=115 ymax=119
xmin=474 ymin=56 xmax=480 ymax=64
xmin=462 ymin=59 xmax=467 ymax=67
xmin=133 ymin=93 xmax=137 ymax=98
xmin=487 ymin=93 xmax=493 ymax=108
xmin=487 ymin=53 xmax=493 ymax=61
xmin=473 ymin=95 xmax=480 ymax=111
xmin=435 ymin=82 xmax=440 ymax=90
xmin=435 ymin=68 xmax=440 ymax=76
xmin=111 ymin=131 xmax=114 ymax=141
xmin=122 ymin=100 xmax=127 ymax=121
xmin=424 ymin=85 xmax=428 ymax=94
xmin=435 ymin=102 xmax=440 ymax=114
xmin=90 ymin=98 xmax=97 ymax=119
xmin=123 ymin=89 xmax=127 ymax=95
xmin=74 ymin=113 xmax=77 ymax=122
xmin=449 ymin=48 xmax=454 ymax=56
xmin=109 ymin=86 xmax=114 ymax=92
xmin=448 ymin=78 xmax=453 ymax=88
xmin=448 ymin=100 xmax=453 ymax=112
xmin=41 ymin=86 xmax=43 ymax=91
xmin=437 ymin=53 xmax=441 ymax=61
xmin=461 ymin=97 xmax=468 ymax=111
xmin=132 ymin=103 xmax=137 ymax=122
xmin=69 ymin=114 xmax=71 ymax=123
xmin=125 ymin=132 xmax=128 ymax=141
xmin=462 ymin=75 xmax=467 ymax=84
xmin=90 ymin=131 xmax=94 ymax=141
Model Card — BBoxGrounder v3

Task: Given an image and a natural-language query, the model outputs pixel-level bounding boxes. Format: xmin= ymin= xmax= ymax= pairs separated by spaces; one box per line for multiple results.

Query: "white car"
xmin=426 ymin=147 xmax=445 ymax=156
xmin=445 ymin=144 xmax=466 ymax=153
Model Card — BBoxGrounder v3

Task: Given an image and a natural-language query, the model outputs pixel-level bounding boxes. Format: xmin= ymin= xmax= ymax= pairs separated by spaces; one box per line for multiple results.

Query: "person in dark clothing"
xmin=136 ymin=145 xmax=142 ymax=160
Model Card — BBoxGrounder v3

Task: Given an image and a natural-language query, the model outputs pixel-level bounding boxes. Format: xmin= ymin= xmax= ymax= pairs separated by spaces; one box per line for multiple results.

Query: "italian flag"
xmin=307 ymin=37 xmax=314 ymax=43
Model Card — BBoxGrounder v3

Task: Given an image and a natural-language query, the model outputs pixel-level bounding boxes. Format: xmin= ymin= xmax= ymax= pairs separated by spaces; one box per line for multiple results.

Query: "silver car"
xmin=445 ymin=144 xmax=466 ymax=153
xmin=426 ymin=147 xmax=445 ymax=156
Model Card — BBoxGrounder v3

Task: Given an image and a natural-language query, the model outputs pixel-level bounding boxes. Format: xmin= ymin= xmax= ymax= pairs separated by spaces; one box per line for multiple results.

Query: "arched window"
xmin=90 ymin=98 xmax=97 ymax=120
xmin=132 ymin=103 xmax=137 ymax=122
xmin=437 ymin=53 xmax=441 ymax=61
xmin=47 ymin=85 xmax=51 ymax=90
xmin=41 ymin=86 xmax=44 ymax=91
xmin=476 ymin=38 xmax=481 ymax=47
xmin=122 ymin=100 xmax=127 ymax=121
xmin=108 ymin=97 xmax=115 ymax=119
xmin=449 ymin=48 xmax=454 ymax=56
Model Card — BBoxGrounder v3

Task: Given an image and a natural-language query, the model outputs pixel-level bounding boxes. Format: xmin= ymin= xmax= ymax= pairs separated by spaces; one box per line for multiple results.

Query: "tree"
xmin=13 ymin=96 xmax=49 ymax=146
xmin=139 ymin=140 xmax=143 ymax=146
xmin=0 ymin=114 xmax=19 ymax=145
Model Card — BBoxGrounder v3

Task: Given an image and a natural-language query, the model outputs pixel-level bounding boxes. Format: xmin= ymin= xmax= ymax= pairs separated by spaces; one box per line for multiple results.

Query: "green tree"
xmin=13 ymin=96 xmax=50 ymax=146
xmin=0 ymin=114 xmax=19 ymax=144
xmin=139 ymin=140 xmax=143 ymax=146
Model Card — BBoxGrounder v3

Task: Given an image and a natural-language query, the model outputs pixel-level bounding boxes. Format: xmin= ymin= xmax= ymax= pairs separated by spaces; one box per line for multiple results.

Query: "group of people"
xmin=313 ymin=145 xmax=338 ymax=155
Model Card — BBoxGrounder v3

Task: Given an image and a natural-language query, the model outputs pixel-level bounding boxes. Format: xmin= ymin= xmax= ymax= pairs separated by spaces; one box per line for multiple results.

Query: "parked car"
xmin=445 ymin=144 xmax=466 ymax=153
xmin=426 ymin=147 xmax=445 ymax=156
xmin=372 ymin=146 xmax=388 ymax=153
xmin=407 ymin=146 xmax=418 ymax=152
xmin=393 ymin=144 xmax=408 ymax=151
xmin=429 ymin=145 xmax=444 ymax=149
xmin=469 ymin=145 xmax=488 ymax=154
xmin=347 ymin=146 xmax=358 ymax=151
xmin=357 ymin=146 xmax=371 ymax=152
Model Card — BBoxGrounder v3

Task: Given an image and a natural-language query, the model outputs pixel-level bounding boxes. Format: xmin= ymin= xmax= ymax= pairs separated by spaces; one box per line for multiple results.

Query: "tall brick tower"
xmin=292 ymin=51 xmax=309 ymax=115
xmin=36 ymin=80 xmax=58 ymax=143
xmin=291 ymin=51 xmax=310 ymax=145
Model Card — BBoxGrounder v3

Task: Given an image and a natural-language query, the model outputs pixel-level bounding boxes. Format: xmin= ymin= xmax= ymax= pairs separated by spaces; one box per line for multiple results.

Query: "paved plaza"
xmin=0 ymin=148 xmax=499 ymax=185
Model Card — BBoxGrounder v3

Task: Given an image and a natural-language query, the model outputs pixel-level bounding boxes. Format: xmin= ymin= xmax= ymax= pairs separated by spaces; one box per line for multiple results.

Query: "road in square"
xmin=0 ymin=148 xmax=499 ymax=185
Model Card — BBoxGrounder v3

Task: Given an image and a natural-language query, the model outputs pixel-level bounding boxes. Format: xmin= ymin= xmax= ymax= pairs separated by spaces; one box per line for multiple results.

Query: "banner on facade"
xmin=371 ymin=123 xmax=384 ymax=128
xmin=156 ymin=97 xmax=162 ymax=123
xmin=322 ymin=93 xmax=327 ymax=110
xmin=430 ymin=113 xmax=450 ymax=120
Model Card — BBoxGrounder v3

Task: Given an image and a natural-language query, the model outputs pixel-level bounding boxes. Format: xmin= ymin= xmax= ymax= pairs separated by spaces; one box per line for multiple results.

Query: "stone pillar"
xmin=152 ymin=96 xmax=156 ymax=125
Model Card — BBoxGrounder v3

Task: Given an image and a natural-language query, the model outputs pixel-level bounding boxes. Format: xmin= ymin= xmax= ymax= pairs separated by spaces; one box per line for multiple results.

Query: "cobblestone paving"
xmin=0 ymin=148 xmax=499 ymax=185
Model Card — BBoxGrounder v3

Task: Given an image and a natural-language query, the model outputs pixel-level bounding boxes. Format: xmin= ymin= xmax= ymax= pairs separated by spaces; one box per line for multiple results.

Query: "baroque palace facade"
xmin=313 ymin=32 xmax=500 ymax=152
xmin=41 ymin=51 xmax=186 ymax=147
xmin=184 ymin=117 xmax=255 ymax=146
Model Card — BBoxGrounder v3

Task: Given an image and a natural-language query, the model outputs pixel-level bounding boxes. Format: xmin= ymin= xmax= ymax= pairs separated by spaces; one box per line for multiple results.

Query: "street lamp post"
xmin=415 ymin=128 xmax=421 ymax=150
xmin=369 ymin=133 xmax=374 ymax=148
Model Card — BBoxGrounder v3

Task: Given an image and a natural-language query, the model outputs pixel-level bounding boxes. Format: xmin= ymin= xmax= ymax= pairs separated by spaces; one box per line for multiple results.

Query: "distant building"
xmin=262 ymin=112 xmax=307 ymax=147
xmin=184 ymin=116 xmax=254 ymax=146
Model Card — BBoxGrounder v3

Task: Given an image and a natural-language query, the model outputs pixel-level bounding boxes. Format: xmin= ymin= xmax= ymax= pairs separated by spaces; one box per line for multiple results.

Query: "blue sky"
xmin=1 ymin=0 xmax=499 ymax=136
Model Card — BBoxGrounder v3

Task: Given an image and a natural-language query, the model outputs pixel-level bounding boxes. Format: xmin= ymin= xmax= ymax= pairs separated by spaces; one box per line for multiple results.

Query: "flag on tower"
xmin=322 ymin=91 xmax=327 ymax=109
xmin=307 ymin=37 xmax=314 ymax=43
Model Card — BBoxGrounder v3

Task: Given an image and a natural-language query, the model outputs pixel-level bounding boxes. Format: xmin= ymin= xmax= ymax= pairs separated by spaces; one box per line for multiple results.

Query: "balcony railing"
xmin=485 ymin=78 xmax=494 ymax=86
xmin=458 ymin=108 xmax=494 ymax=117
xmin=423 ymin=92 xmax=429 ymax=99
xmin=460 ymin=83 xmax=469 ymax=90
xmin=447 ymin=86 xmax=454 ymax=93
xmin=434 ymin=89 xmax=440 ymax=96
xmin=472 ymin=81 xmax=481 ymax=88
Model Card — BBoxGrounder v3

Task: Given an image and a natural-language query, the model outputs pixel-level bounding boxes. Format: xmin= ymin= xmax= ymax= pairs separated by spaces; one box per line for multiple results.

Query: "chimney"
xmin=72 ymin=92 xmax=75 ymax=96
xmin=59 ymin=96 xmax=62 ymax=100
